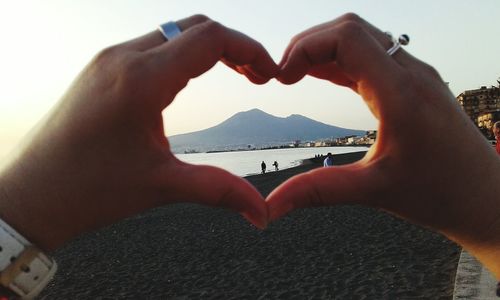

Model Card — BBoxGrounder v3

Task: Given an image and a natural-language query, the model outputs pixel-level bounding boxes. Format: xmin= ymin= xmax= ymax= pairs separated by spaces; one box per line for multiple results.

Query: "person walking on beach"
xmin=261 ymin=161 xmax=267 ymax=174
xmin=323 ymin=153 xmax=333 ymax=167
xmin=272 ymin=161 xmax=279 ymax=171
xmin=493 ymin=121 xmax=500 ymax=154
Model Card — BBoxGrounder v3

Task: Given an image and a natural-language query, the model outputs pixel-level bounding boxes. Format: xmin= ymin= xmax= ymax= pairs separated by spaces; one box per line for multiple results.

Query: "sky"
xmin=0 ymin=0 xmax=499 ymax=159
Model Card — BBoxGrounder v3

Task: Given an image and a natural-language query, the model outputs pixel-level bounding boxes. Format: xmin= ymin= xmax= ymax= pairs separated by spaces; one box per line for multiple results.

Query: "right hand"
xmin=267 ymin=13 xmax=500 ymax=277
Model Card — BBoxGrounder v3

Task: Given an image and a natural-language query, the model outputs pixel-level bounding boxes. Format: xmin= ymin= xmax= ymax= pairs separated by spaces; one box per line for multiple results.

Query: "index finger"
xmin=277 ymin=19 xmax=413 ymax=123
xmin=279 ymin=21 xmax=403 ymax=85
xmin=147 ymin=16 xmax=278 ymax=101
xmin=279 ymin=14 xmax=415 ymax=68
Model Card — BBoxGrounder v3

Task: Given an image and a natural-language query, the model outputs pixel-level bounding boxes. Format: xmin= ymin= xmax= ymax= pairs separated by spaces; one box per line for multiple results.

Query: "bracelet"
xmin=0 ymin=218 xmax=57 ymax=299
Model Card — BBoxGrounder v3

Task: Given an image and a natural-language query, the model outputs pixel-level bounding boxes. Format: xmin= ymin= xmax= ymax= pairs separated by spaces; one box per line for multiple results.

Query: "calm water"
xmin=176 ymin=146 xmax=369 ymax=176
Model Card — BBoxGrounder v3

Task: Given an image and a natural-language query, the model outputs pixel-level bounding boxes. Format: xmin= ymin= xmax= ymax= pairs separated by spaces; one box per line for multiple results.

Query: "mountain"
xmin=168 ymin=109 xmax=365 ymax=153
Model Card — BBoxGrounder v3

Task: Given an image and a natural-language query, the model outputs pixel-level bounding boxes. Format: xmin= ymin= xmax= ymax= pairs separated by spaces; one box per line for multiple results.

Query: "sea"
xmin=0 ymin=145 xmax=368 ymax=177
xmin=176 ymin=146 xmax=369 ymax=177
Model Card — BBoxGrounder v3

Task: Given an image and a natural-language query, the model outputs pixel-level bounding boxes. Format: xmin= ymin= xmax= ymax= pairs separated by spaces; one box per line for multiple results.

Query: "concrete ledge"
xmin=453 ymin=250 xmax=498 ymax=299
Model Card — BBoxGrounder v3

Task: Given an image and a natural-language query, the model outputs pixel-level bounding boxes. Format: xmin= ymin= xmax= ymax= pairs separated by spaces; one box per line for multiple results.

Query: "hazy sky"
xmin=0 ymin=0 xmax=499 ymax=159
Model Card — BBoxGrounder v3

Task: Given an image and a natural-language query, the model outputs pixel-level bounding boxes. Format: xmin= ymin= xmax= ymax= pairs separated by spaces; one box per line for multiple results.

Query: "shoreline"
xmin=41 ymin=151 xmax=460 ymax=299
xmin=245 ymin=151 xmax=368 ymax=197
xmin=180 ymin=144 xmax=370 ymax=155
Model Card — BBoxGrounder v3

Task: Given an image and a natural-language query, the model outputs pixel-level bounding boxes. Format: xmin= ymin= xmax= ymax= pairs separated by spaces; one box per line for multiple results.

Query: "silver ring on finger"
xmin=158 ymin=21 xmax=182 ymax=41
xmin=385 ymin=32 xmax=410 ymax=56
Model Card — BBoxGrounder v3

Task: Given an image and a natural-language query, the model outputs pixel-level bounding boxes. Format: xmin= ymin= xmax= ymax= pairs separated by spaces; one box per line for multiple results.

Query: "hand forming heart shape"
xmin=0 ymin=13 xmax=499 ymax=278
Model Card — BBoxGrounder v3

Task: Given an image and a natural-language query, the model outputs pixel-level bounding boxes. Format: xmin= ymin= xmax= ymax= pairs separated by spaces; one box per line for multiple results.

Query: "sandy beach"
xmin=40 ymin=151 xmax=460 ymax=299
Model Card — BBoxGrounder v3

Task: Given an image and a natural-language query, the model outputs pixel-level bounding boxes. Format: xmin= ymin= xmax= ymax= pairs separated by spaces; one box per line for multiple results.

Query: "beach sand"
xmin=40 ymin=151 xmax=460 ymax=299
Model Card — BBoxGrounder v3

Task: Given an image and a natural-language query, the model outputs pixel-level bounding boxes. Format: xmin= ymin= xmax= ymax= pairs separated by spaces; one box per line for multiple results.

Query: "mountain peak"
xmin=225 ymin=108 xmax=275 ymax=123
xmin=245 ymin=108 xmax=265 ymax=114
xmin=287 ymin=113 xmax=307 ymax=119
xmin=238 ymin=108 xmax=271 ymax=117
xmin=237 ymin=110 xmax=307 ymax=120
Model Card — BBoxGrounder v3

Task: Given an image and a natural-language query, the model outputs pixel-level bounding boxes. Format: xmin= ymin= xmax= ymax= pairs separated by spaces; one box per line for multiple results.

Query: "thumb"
xmin=266 ymin=161 xmax=380 ymax=222
xmin=161 ymin=160 xmax=268 ymax=229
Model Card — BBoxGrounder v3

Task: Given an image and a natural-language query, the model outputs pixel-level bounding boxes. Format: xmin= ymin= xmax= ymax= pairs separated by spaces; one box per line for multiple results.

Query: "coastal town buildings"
xmin=457 ymin=81 xmax=500 ymax=139
xmin=296 ymin=131 xmax=377 ymax=148
xmin=201 ymin=131 xmax=379 ymax=153
xmin=365 ymin=130 xmax=377 ymax=144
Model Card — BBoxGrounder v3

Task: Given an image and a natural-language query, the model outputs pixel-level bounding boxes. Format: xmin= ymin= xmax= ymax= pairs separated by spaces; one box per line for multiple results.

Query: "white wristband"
xmin=0 ymin=218 xmax=57 ymax=299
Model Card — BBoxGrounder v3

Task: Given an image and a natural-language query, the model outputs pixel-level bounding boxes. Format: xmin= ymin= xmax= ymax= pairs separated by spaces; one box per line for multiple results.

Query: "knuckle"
xmin=93 ymin=45 xmax=120 ymax=66
xmin=203 ymin=20 xmax=223 ymax=33
xmin=295 ymin=39 xmax=309 ymax=54
xmin=339 ymin=12 xmax=362 ymax=24
xmin=87 ymin=46 xmax=123 ymax=83
xmin=255 ymin=41 xmax=264 ymax=50
xmin=339 ymin=20 xmax=364 ymax=39
xmin=189 ymin=14 xmax=210 ymax=24
xmin=290 ymin=33 xmax=303 ymax=45
xmin=420 ymin=62 xmax=441 ymax=79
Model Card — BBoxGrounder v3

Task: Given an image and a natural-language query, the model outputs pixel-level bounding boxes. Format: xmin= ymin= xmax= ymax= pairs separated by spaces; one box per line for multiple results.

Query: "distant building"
xmin=363 ymin=130 xmax=377 ymax=145
xmin=366 ymin=130 xmax=377 ymax=139
xmin=308 ymin=132 xmax=377 ymax=147
xmin=457 ymin=82 xmax=500 ymax=138
xmin=341 ymin=135 xmax=356 ymax=145
xmin=478 ymin=111 xmax=500 ymax=139
xmin=347 ymin=136 xmax=364 ymax=145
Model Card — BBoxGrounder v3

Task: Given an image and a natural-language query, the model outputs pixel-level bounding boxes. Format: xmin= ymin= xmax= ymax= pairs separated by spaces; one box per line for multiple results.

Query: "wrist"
xmin=0 ymin=171 xmax=58 ymax=298
xmin=0 ymin=156 xmax=69 ymax=252
xmin=443 ymin=156 xmax=500 ymax=279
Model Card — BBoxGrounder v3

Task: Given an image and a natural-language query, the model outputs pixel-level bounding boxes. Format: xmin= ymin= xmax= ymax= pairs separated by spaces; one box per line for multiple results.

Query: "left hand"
xmin=0 ymin=15 xmax=278 ymax=251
